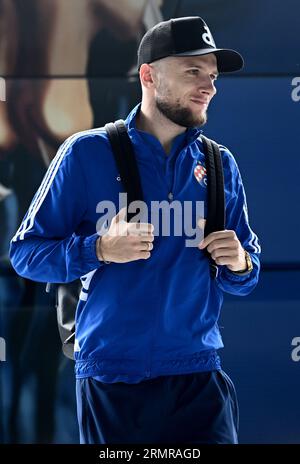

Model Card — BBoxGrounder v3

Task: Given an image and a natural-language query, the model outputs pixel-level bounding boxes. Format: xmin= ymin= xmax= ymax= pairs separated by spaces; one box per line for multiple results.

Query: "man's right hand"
xmin=96 ymin=207 xmax=154 ymax=263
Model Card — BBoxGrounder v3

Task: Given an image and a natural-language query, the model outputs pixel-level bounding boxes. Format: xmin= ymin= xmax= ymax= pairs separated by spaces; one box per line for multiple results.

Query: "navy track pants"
xmin=76 ymin=370 xmax=239 ymax=444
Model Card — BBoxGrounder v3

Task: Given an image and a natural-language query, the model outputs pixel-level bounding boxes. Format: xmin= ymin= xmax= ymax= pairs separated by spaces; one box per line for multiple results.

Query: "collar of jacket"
xmin=125 ymin=103 xmax=204 ymax=157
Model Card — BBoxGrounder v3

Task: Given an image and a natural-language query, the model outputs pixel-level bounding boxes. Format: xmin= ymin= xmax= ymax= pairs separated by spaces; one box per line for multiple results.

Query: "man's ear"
xmin=140 ymin=63 xmax=156 ymax=89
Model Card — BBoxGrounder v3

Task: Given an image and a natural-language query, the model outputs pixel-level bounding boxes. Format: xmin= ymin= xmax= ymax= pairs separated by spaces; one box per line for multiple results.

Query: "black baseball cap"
xmin=137 ymin=16 xmax=244 ymax=73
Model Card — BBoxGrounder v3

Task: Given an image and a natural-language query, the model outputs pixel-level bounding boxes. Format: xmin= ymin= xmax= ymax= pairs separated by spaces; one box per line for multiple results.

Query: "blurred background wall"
xmin=0 ymin=0 xmax=299 ymax=443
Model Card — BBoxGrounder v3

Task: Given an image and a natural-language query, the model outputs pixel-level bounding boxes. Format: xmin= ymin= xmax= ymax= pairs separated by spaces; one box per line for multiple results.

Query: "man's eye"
xmin=188 ymin=69 xmax=199 ymax=75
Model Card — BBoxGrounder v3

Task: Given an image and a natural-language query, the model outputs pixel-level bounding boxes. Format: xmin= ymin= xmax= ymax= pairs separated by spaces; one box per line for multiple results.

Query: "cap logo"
xmin=202 ymin=25 xmax=216 ymax=48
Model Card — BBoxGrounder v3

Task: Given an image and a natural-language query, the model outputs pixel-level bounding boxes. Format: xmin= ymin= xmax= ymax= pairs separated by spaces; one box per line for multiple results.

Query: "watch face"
xmin=232 ymin=251 xmax=253 ymax=275
xmin=245 ymin=251 xmax=253 ymax=272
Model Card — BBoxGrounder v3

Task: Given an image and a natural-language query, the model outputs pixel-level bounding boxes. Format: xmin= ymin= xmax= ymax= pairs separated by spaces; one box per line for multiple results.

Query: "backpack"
xmin=47 ymin=120 xmax=225 ymax=359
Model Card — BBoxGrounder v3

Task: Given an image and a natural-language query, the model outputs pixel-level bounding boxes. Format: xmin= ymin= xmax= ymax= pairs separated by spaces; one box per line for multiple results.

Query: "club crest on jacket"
xmin=194 ymin=161 xmax=207 ymax=187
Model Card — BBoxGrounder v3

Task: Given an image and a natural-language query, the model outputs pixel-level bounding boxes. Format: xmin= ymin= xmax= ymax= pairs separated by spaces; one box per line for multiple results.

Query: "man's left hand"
xmin=198 ymin=230 xmax=247 ymax=272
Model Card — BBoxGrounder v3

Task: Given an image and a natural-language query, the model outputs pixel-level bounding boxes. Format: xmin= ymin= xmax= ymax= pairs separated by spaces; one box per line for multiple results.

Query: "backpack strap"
xmin=105 ymin=120 xmax=144 ymax=222
xmin=201 ymin=135 xmax=226 ymax=278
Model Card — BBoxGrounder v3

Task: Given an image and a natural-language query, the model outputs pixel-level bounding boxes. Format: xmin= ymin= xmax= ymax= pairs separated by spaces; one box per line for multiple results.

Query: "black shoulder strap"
xmin=105 ymin=120 xmax=144 ymax=222
xmin=201 ymin=135 xmax=226 ymax=278
xmin=201 ymin=135 xmax=225 ymax=234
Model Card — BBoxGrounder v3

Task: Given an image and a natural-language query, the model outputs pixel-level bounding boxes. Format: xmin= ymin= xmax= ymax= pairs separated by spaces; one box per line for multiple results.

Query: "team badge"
xmin=194 ymin=161 xmax=207 ymax=187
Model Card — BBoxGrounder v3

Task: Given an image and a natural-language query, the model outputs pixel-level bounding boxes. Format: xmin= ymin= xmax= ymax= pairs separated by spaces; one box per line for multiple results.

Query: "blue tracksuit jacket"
xmin=9 ymin=103 xmax=261 ymax=383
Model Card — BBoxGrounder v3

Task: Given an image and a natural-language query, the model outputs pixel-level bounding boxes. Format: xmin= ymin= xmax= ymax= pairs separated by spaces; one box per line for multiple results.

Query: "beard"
xmin=155 ymin=95 xmax=207 ymax=128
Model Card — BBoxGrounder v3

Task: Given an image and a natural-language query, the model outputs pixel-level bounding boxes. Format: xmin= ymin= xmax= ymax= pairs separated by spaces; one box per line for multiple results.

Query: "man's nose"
xmin=200 ymin=77 xmax=216 ymax=96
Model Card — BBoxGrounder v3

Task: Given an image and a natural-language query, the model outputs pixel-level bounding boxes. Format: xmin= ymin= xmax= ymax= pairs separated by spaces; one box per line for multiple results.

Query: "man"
xmin=10 ymin=16 xmax=261 ymax=444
